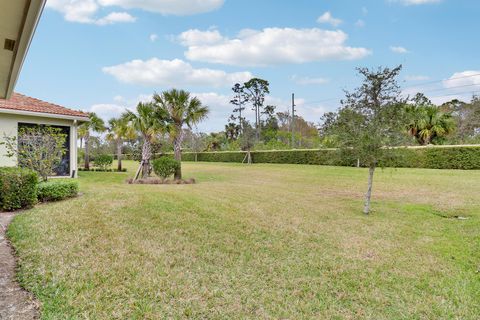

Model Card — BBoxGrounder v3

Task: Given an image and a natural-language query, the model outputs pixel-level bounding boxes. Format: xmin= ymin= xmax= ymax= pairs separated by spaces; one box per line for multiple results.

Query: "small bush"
xmin=93 ymin=154 xmax=113 ymax=170
xmin=37 ymin=180 xmax=79 ymax=202
xmin=152 ymin=157 xmax=180 ymax=179
xmin=0 ymin=167 xmax=38 ymax=211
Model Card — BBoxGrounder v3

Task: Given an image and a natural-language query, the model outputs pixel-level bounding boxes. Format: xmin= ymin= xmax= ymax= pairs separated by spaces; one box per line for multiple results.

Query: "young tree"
xmin=2 ymin=126 xmax=66 ymax=181
xmin=122 ymin=102 xmax=168 ymax=179
xmin=244 ymin=78 xmax=270 ymax=141
xmin=405 ymin=93 xmax=455 ymax=145
xmin=79 ymin=113 xmax=106 ymax=170
xmin=321 ymin=65 xmax=406 ymax=214
xmin=153 ymin=89 xmax=209 ymax=180
xmin=106 ymin=117 xmax=136 ymax=171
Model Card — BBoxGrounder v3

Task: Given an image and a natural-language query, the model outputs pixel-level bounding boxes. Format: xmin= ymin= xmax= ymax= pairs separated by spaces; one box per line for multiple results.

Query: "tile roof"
xmin=0 ymin=93 xmax=89 ymax=119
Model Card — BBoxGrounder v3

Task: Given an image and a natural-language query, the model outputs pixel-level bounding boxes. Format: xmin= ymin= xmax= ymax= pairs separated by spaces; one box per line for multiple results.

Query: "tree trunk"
xmin=117 ymin=139 xmax=123 ymax=171
xmin=141 ymin=137 xmax=152 ymax=179
xmin=173 ymin=129 xmax=183 ymax=180
xmin=363 ymin=165 xmax=376 ymax=214
xmin=84 ymin=133 xmax=90 ymax=170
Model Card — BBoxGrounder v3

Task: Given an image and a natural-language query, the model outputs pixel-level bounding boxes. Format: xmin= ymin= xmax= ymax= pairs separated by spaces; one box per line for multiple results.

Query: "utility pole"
xmin=291 ymin=93 xmax=295 ymax=148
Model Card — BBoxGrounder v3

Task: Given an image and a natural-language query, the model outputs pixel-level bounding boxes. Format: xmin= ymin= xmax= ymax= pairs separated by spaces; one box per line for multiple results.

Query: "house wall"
xmin=0 ymin=113 xmax=78 ymax=177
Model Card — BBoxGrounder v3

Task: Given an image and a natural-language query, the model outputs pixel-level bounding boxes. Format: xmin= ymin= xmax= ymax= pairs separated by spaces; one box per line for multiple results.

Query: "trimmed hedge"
xmin=152 ymin=157 xmax=180 ymax=179
xmin=0 ymin=167 xmax=38 ymax=211
xmin=178 ymin=146 xmax=480 ymax=170
xmin=93 ymin=154 xmax=114 ymax=170
xmin=37 ymin=180 xmax=79 ymax=202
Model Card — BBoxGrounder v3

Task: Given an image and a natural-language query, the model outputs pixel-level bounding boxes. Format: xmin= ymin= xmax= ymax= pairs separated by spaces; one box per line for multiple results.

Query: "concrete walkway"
xmin=0 ymin=212 xmax=39 ymax=319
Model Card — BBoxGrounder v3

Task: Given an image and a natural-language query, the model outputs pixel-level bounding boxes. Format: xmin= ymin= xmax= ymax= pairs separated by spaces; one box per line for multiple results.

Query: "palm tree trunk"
xmin=173 ymin=131 xmax=183 ymax=180
xmin=363 ymin=164 xmax=376 ymax=214
xmin=84 ymin=132 xmax=90 ymax=170
xmin=141 ymin=137 xmax=152 ymax=179
xmin=117 ymin=139 xmax=123 ymax=171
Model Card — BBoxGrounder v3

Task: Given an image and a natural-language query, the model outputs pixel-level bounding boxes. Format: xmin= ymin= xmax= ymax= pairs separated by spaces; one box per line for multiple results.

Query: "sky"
xmin=15 ymin=0 xmax=480 ymax=132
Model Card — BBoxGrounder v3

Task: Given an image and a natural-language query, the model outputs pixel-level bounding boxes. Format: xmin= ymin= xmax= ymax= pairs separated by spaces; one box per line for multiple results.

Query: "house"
xmin=1 ymin=0 xmax=46 ymax=99
xmin=0 ymin=93 xmax=89 ymax=177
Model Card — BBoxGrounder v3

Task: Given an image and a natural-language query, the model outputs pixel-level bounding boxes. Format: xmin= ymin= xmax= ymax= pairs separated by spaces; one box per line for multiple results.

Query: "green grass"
xmin=7 ymin=161 xmax=480 ymax=319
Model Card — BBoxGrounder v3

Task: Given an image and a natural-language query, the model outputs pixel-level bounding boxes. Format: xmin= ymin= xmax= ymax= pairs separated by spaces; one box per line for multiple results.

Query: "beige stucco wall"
xmin=0 ymin=113 xmax=78 ymax=177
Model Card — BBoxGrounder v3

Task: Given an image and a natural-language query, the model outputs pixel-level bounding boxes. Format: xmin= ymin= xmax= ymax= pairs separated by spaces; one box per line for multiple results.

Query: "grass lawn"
xmin=7 ymin=161 xmax=480 ymax=319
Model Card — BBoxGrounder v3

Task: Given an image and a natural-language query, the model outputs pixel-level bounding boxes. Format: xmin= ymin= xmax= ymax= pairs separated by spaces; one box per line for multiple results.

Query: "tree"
xmin=260 ymin=105 xmax=279 ymax=142
xmin=2 ymin=126 xmax=66 ymax=181
xmin=225 ymin=115 xmax=241 ymax=141
xmin=441 ymin=96 xmax=480 ymax=143
xmin=153 ymin=89 xmax=209 ymax=180
xmin=230 ymin=83 xmax=248 ymax=132
xmin=122 ymin=102 xmax=168 ymax=179
xmin=106 ymin=117 xmax=136 ymax=171
xmin=79 ymin=113 xmax=106 ymax=170
xmin=406 ymin=93 xmax=455 ymax=145
xmin=244 ymin=78 xmax=270 ymax=141
xmin=321 ymin=65 xmax=406 ymax=214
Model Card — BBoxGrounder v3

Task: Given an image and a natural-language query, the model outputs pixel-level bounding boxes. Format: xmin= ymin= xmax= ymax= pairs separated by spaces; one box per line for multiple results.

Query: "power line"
xmin=297 ymin=72 xmax=480 ymax=107
xmin=418 ymin=83 xmax=480 ymax=95
xmin=402 ymin=72 xmax=480 ymax=90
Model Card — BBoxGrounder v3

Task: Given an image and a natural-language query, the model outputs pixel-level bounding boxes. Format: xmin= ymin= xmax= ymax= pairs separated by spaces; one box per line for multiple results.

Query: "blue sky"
xmin=16 ymin=0 xmax=480 ymax=132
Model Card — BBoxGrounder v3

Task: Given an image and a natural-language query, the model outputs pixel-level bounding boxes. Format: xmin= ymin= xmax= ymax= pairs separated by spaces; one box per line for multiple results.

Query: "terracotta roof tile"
xmin=0 ymin=93 xmax=89 ymax=118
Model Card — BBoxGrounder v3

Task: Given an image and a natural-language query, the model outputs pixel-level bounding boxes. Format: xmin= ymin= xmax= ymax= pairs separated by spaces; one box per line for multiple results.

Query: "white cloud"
xmin=102 ymin=58 xmax=253 ymax=87
xmin=317 ymin=11 xmax=342 ymax=27
xmin=47 ymin=0 xmax=99 ymax=23
xmin=390 ymin=46 xmax=409 ymax=54
xmin=98 ymin=0 xmax=224 ymax=15
xmin=355 ymin=19 xmax=366 ymax=27
xmin=181 ymin=27 xmax=371 ymax=66
xmin=291 ymin=75 xmax=329 ymax=85
xmin=393 ymin=0 xmax=441 ymax=5
xmin=362 ymin=7 xmax=368 ymax=15
xmin=178 ymin=29 xmax=224 ymax=46
xmin=150 ymin=34 xmax=159 ymax=42
xmin=405 ymin=75 xmax=430 ymax=81
xmin=46 ymin=0 xmax=135 ymax=25
xmin=95 ymin=12 xmax=136 ymax=25
xmin=47 ymin=0 xmax=223 ymax=24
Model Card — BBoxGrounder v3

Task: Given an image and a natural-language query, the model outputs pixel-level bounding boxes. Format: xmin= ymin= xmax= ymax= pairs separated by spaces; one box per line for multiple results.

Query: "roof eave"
xmin=3 ymin=0 xmax=46 ymax=99
xmin=0 ymin=107 xmax=90 ymax=122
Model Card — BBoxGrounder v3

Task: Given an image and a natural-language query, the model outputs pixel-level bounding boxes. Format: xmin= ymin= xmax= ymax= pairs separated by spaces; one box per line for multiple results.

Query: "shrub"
xmin=152 ymin=157 xmax=180 ymax=179
xmin=0 ymin=167 xmax=38 ymax=211
xmin=37 ymin=180 xmax=79 ymax=202
xmin=93 ymin=154 xmax=113 ymax=170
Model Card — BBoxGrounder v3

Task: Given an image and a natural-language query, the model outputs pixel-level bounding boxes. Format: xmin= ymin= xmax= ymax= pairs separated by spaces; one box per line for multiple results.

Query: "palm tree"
xmin=406 ymin=104 xmax=455 ymax=145
xmin=106 ymin=117 xmax=136 ymax=171
xmin=122 ymin=102 xmax=168 ymax=179
xmin=79 ymin=113 xmax=106 ymax=170
xmin=153 ymin=89 xmax=209 ymax=180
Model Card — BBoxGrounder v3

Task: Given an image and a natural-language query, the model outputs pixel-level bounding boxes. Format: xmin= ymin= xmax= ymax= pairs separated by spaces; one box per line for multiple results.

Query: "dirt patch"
xmin=0 ymin=212 xmax=39 ymax=319
xmin=126 ymin=177 xmax=196 ymax=184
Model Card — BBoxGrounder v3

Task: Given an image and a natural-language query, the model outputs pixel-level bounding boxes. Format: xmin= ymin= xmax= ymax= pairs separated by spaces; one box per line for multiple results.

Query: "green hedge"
xmin=0 ymin=167 xmax=38 ymax=211
xmin=37 ymin=180 xmax=79 ymax=202
xmin=177 ymin=146 xmax=480 ymax=170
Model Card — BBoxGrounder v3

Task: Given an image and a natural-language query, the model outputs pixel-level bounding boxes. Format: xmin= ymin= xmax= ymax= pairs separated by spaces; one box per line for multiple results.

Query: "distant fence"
xmin=118 ymin=144 xmax=480 ymax=170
